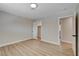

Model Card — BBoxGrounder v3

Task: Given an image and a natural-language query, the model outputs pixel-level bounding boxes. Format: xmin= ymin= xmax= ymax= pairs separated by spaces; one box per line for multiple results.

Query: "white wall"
xmin=0 ymin=11 xmax=33 ymax=46
xmin=39 ymin=18 xmax=60 ymax=45
xmin=33 ymin=18 xmax=59 ymax=45
xmin=36 ymin=10 xmax=75 ymax=45
xmin=60 ymin=17 xmax=73 ymax=43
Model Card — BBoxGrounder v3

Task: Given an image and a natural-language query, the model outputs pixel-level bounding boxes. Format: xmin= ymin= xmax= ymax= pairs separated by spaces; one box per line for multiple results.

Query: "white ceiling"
xmin=0 ymin=3 xmax=78 ymax=20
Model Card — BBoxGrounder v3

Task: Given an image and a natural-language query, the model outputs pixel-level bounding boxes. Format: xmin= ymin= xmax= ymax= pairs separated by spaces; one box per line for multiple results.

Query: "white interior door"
xmin=60 ymin=17 xmax=73 ymax=44
xmin=72 ymin=15 xmax=76 ymax=56
xmin=77 ymin=5 xmax=79 ymax=56
xmin=59 ymin=15 xmax=76 ymax=56
xmin=78 ymin=13 xmax=79 ymax=56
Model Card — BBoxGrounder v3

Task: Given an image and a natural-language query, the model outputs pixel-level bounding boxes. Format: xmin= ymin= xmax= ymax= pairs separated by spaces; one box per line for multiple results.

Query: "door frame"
xmin=37 ymin=25 xmax=41 ymax=40
xmin=58 ymin=15 xmax=73 ymax=45
xmin=58 ymin=15 xmax=78 ymax=56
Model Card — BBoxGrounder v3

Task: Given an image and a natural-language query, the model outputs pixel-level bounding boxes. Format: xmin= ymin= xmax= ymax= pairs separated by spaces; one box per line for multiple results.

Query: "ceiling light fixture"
xmin=30 ymin=3 xmax=38 ymax=9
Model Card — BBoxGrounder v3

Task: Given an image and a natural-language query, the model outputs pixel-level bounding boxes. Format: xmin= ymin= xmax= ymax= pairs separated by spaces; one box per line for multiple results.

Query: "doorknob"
xmin=72 ymin=35 xmax=77 ymax=37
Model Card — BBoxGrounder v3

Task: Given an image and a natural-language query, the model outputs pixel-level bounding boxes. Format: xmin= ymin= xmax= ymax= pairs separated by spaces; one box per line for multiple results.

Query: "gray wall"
xmin=0 ymin=11 xmax=33 ymax=46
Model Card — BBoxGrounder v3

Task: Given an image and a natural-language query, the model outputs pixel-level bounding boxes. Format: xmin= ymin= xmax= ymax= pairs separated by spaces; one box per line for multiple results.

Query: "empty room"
xmin=0 ymin=3 xmax=79 ymax=56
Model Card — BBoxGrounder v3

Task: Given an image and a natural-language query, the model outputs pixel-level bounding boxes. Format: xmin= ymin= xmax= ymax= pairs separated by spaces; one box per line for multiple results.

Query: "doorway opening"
xmin=37 ymin=26 xmax=41 ymax=40
xmin=33 ymin=21 xmax=42 ymax=41
xmin=59 ymin=16 xmax=75 ymax=56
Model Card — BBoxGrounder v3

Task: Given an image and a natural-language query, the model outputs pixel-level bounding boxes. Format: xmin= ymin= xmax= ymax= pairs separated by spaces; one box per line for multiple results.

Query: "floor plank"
xmin=0 ymin=39 xmax=74 ymax=56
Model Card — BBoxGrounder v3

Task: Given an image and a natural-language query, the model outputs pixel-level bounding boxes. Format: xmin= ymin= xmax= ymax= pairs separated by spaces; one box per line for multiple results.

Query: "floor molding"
xmin=41 ymin=39 xmax=60 ymax=46
xmin=0 ymin=38 xmax=32 ymax=48
xmin=61 ymin=40 xmax=72 ymax=44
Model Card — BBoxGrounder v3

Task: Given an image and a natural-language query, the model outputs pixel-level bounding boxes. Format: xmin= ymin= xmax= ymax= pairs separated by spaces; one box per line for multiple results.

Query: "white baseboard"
xmin=0 ymin=37 xmax=32 ymax=48
xmin=32 ymin=37 xmax=37 ymax=39
xmin=0 ymin=38 xmax=60 ymax=48
xmin=61 ymin=40 xmax=72 ymax=44
xmin=41 ymin=39 xmax=60 ymax=46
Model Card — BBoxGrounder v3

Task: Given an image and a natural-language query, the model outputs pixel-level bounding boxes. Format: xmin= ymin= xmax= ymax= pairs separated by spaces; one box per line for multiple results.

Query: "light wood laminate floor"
xmin=0 ymin=39 xmax=74 ymax=56
xmin=60 ymin=42 xmax=74 ymax=56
